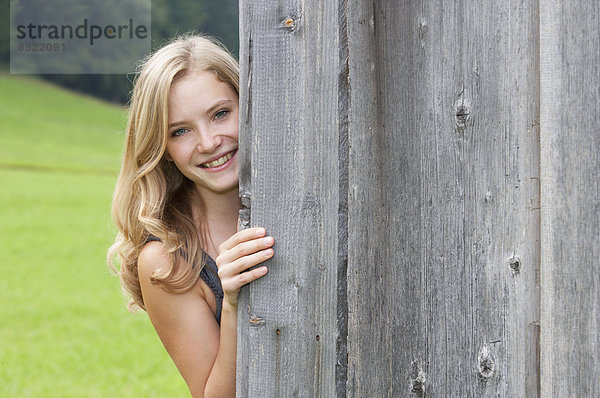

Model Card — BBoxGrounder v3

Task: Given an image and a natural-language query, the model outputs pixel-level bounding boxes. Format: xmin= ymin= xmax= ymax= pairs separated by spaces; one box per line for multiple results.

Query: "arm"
xmin=138 ymin=227 xmax=274 ymax=398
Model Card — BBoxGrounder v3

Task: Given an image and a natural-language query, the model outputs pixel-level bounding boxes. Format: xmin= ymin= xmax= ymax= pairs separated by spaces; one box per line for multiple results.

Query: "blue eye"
xmin=171 ymin=128 xmax=189 ymax=137
xmin=214 ymin=109 xmax=229 ymax=120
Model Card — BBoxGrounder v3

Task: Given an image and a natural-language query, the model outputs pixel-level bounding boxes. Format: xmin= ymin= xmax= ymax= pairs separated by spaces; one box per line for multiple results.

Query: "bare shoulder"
xmin=138 ymin=240 xmax=171 ymax=280
xmin=137 ymin=240 xmax=208 ymax=312
xmin=137 ymin=241 xmax=208 ymax=302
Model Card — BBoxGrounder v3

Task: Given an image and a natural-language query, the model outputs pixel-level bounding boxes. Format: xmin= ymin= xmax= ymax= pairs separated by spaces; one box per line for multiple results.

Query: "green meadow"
xmin=0 ymin=75 xmax=189 ymax=396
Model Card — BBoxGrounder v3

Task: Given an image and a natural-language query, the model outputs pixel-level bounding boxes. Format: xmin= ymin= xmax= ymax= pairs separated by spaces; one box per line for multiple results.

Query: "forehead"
xmin=168 ymin=69 xmax=237 ymax=121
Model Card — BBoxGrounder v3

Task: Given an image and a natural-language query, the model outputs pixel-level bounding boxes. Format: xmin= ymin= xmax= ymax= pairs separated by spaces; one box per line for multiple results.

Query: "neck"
xmin=192 ymin=185 xmax=242 ymax=257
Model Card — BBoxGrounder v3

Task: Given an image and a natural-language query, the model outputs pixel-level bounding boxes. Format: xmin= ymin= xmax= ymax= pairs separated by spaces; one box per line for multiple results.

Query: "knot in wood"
xmin=411 ymin=373 xmax=425 ymax=394
xmin=455 ymin=104 xmax=470 ymax=129
xmin=453 ymin=91 xmax=471 ymax=134
xmin=410 ymin=361 xmax=426 ymax=395
xmin=508 ymin=255 xmax=521 ymax=276
xmin=484 ymin=191 xmax=493 ymax=203
xmin=281 ymin=17 xmax=296 ymax=31
xmin=477 ymin=344 xmax=495 ymax=379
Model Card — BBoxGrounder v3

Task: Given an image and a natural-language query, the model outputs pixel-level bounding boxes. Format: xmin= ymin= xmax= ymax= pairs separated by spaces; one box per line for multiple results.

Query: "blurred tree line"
xmin=0 ymin=0 xmax=238 ymax=104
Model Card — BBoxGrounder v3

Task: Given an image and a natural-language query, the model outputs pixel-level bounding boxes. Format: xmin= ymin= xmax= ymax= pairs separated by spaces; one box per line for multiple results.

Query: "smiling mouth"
xmin=200 ymin=150 xmax=236 ymax=168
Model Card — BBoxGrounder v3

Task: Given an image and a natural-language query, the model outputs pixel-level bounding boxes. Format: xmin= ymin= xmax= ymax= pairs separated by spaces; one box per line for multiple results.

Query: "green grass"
xmin=0 ymin=75 xmax=126 ymax=172
xmin=0 ymin=74 xmax=189 ymax=397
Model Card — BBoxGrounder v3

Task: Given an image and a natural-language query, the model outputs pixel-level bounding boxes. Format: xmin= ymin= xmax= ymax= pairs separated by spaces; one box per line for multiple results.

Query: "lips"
xmin=200 ymin=150 xmax=236 ymax=168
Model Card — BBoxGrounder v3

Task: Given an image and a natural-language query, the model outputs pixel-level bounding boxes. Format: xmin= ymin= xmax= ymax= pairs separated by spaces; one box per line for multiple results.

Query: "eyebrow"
xmin=168 ymin=98 xmax=234 ymax=130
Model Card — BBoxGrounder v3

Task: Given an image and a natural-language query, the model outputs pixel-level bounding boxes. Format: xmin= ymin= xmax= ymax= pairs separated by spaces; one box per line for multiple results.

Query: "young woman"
xmin=108 ymin=35 xmax=273 ymax=397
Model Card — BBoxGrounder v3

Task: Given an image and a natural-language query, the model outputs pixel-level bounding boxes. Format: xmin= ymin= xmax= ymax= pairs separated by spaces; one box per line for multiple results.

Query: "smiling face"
xmin=166 ymin=69 xmax=239 ymax=198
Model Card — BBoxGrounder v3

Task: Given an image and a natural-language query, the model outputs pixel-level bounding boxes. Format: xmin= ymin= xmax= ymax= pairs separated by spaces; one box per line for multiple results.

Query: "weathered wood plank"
xmin=540 ymin=1 xmax=600 ymax=396
xmin=237 ymin=1 xmax=342 ymax=396
xmin=345 ymin=1 xmax=540 ymax=396
xmin=238 ymin=0 xmax=600 ymax=395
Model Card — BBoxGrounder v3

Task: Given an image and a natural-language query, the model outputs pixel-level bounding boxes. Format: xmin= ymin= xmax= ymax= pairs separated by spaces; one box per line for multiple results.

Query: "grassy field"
xmin=0 ymin=74 xmax=189 ymax=396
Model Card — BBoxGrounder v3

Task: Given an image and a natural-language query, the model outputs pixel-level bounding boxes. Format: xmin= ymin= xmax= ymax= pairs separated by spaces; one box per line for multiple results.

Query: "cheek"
xmin=228 ymin=119 xmax=239 ymax=139
xmin=229 ymin=109 xmax=240 ymax=137
xmin=165 ymin=139 xmax=192 ymax=163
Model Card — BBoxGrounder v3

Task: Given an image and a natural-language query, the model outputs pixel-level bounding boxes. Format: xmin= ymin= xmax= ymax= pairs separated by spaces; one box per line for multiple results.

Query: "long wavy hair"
xmin=107 ymin=35 xmax=239 ymax=311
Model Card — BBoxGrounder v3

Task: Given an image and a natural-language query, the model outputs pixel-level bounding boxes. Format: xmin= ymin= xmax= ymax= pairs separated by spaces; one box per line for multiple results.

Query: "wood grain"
xmin=344 ymin=1 xmax=540 ymax=396
xmin=540 ymin=1 xmax=600 ymax=396
xmin=237 ymin=1 xmax=343 ymax=396
xmin=238 ymin=0 xmax=599 ymax=396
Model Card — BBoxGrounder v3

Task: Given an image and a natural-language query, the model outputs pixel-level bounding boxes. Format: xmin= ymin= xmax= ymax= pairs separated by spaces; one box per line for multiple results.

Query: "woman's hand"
xmin=216 ymin=227 xmax=274 ymax=308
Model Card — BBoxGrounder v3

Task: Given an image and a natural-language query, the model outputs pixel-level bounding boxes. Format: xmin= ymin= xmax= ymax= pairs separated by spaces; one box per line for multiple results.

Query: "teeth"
xmin=201 ymin=151 xmax=234 ymax=168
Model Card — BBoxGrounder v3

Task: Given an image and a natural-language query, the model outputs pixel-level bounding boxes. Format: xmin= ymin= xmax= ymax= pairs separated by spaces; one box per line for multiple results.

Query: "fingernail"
xmin=263 ymin=248 xmax=274 ymax=257
xmin=259 ymin=266 xmax=268 ymax=274
xmin=263 ymin=237 xmax=274 ymax=245
xmin=256 ymin=228 xmax=266 ymax=236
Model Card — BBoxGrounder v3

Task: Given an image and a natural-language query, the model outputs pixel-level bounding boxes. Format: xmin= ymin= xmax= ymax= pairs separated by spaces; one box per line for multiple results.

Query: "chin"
xmin=197 ymin=180 xmax=239 ymax=196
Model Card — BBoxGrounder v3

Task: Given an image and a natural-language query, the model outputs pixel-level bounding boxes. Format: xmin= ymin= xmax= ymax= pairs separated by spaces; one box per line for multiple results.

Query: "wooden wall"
xmin=540 ymin=1 xmax=600 ymax=396
xmin=238 ymin=1 xmax=599 ymax=396
xmin=237 ymin=1 xmax=342 ymax=396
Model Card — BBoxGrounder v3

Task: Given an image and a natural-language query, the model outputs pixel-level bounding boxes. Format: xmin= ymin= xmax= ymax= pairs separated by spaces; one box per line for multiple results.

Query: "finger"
xmin=233 ymin=248 xmax=274 ymax=273
xmin=218 ymin=235 xmax=274 ymax=264
xmin=218 ymin=248 xmax=274 ymax=279
xmin=223 ymin=266 xmax=268 ymax=293
xmin=219 ymin=227 xmax=266 ymax=252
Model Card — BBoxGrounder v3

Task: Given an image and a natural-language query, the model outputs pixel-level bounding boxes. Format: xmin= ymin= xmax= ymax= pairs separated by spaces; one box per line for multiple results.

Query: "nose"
xmin=196 ymin=127 xmax=220 ymax=153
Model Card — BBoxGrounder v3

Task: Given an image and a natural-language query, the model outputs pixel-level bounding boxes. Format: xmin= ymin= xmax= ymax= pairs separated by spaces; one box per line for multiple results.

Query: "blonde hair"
xmin=107 ymin=34 xmax=239 ymax=311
